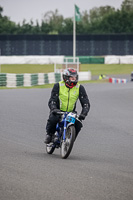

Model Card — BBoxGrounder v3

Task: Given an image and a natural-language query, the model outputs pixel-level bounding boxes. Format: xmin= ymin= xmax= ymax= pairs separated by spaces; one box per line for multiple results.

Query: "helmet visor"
xmin=69 ymin=75 xmax=77 ymax=81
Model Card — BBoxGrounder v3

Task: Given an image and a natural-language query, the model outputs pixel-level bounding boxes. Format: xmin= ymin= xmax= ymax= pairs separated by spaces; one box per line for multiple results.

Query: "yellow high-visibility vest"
xmin=59 ymin=81 xmax=80 ymax=112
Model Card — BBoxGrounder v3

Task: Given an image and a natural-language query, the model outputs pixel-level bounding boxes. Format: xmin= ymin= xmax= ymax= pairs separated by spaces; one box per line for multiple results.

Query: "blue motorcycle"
xmin=46 ymin=112 xmax=82 ymax=159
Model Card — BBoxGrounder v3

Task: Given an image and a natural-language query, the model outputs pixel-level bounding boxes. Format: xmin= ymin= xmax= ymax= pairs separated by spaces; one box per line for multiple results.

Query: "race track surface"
xmin=0 ymin=82 xmax=133 ymax=200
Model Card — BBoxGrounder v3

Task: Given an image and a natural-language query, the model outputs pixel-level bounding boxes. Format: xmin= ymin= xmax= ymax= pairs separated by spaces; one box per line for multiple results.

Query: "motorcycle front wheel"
xmin=60 ymin=125 xmax=76 ymax=159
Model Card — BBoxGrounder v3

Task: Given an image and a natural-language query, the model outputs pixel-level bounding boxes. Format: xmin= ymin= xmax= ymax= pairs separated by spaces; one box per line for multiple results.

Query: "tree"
xmin=78 ymin=10 xmax=90 ymax=33
xmin=121 ymin=0 xmax=133 ymax=11
xmin=90 ymin=9 xmax=133 ymax=33
xmin=89 ymin=6 xmax=115 ymax=22
xmin=42 ymin=9 xmax=64 ymax=34
xmin=1 ymin=4 xmax=133 ymax=35
xmin=41 ymin=21 xmax=51 ymax=34
xmin=0 ymin=6 xmax=3 ymax=18
xmin=60 ymin=18 xmax=73 ymax=34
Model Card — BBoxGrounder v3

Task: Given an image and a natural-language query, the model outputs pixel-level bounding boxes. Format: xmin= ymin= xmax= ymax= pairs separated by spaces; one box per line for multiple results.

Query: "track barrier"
xmin=109 ymin=77 xmax=127 ymax=83
xmin=0 ymin=71 xmax=91 ymax=87
xmin=1 ymin=55 xmax=133 ymax=65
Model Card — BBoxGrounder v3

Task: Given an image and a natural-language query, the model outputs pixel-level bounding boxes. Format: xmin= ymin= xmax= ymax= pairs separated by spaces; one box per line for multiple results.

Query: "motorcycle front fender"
xmin=67 ymin=122 xmax=75 ymax=129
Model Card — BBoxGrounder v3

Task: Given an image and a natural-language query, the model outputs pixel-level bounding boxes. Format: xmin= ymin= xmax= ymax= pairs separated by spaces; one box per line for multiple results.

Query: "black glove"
xmin=78 ymin=114 xmax=86 ymax=121
xmin=51 ymin=108 xmax=61 ymax=115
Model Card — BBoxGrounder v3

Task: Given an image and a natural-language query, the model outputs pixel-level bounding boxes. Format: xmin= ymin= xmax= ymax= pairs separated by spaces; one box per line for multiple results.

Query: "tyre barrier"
xmin=0 ymin=71 xmax=91 ymax=87
xmin=109 ymin=77 xmax=127 ymax=83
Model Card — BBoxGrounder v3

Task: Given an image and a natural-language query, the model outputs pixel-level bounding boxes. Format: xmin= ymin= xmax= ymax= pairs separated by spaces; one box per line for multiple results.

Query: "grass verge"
xmin=1 ymin=64 xmax=133 ymax=75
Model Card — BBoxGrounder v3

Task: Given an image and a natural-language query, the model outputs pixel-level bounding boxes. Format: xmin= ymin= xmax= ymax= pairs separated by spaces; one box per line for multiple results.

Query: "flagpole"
xmin=73 ymin=5 xmax=76 ymax=62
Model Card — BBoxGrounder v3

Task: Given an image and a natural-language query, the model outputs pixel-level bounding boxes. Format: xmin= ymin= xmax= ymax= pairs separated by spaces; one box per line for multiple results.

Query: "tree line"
xmin=0 ymin=0 xmax=133 ymax=34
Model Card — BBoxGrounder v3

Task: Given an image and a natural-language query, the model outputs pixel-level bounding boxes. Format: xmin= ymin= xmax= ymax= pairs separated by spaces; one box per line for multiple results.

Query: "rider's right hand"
xmin=52 ymin=108 xmax=61 ymax=115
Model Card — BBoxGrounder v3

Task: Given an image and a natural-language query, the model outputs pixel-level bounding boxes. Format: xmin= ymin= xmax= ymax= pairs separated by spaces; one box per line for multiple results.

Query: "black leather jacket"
xmin=48 ymin=83 xmax=90 ymax=116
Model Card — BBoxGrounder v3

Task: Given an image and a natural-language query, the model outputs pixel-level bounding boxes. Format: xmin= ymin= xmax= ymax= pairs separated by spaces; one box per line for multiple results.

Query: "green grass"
xmin=0 ymin=83 xmax=55 ymax=90
xmin=0 ymin=64 xmax=54 ymax=74
xmin=1 ymin=64 xmax=133 ymax=75
xmin=80 ymin=64 xmax=133 ymax=75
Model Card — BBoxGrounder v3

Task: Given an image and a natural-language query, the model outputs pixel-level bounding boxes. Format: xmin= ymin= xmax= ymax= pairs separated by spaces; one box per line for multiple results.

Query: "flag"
xmin=75 ymin=5 xmax=81 ymax=22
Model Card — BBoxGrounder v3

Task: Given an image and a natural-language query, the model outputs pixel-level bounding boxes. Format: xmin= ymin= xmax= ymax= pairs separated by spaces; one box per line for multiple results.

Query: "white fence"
xmin=105 ymin=56 xmax=133 ymax=64
xmin=0 ymin=55 xmax=133 ymax=65
xmin=0 ymin=56 xmax=65 ymax=64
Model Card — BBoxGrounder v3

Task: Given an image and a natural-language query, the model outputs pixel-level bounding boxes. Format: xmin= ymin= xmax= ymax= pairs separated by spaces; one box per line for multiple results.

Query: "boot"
xmin=44 ymin=134 xmax=52 ymax=144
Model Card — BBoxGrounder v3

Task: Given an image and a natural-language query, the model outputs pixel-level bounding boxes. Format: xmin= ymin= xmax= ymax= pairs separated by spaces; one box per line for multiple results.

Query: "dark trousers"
xmin=46 ymin=112 xmax=82 ymax=137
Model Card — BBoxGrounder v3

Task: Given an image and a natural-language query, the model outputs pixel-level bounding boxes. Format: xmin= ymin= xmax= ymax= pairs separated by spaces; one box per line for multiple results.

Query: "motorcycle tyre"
xmin=60 ymin=125 xmax=76 ymax=159
xmin=46 ymin=143 xmax=55 ymax=154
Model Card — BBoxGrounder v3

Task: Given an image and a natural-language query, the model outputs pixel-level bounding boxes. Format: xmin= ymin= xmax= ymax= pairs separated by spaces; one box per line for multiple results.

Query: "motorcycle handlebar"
xmin=56 ymin=111 xmax=82 ymax=124
xmin=56 ymin=111 xmax=65 ymax=115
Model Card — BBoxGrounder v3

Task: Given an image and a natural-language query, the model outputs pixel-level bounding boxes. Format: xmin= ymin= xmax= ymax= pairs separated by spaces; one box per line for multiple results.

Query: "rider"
xmin=44 ymin=68 xmax=90 ymax=144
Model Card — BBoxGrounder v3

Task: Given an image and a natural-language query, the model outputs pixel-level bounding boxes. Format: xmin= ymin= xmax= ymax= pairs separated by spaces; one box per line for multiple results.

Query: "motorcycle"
xmin=46 ymin=111 xmax=82 ymax=159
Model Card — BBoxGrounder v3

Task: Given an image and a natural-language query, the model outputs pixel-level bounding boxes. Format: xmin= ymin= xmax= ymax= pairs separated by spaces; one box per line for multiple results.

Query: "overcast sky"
xmin=0 ymin=0 xmax=124 ymax=24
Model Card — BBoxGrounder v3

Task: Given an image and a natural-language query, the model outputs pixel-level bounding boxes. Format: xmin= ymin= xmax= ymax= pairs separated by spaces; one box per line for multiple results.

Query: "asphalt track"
xmin=0 ymin=82 xmax=133 ymax=200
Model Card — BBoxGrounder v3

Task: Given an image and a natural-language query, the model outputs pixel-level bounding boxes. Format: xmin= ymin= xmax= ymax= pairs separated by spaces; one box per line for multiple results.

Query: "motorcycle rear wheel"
xmin=46 ymin=143 xmax=55 ymax=154
xmin=60 ymin=125 xmax=76 ymax=159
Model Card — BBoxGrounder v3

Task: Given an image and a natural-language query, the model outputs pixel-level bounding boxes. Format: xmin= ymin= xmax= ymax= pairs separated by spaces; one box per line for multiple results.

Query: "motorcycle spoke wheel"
xmin=60 ymin=125 xmax=75 ymax=159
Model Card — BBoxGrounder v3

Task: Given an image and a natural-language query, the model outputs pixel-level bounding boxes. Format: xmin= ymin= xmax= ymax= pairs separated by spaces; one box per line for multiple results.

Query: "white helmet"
xmin=63 ymin=68 xmax=78 ymax=88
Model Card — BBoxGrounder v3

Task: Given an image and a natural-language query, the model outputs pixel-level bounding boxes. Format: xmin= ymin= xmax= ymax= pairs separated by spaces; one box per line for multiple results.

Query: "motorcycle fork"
xmin=63 ymin=119 xmax=67 ymax=141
